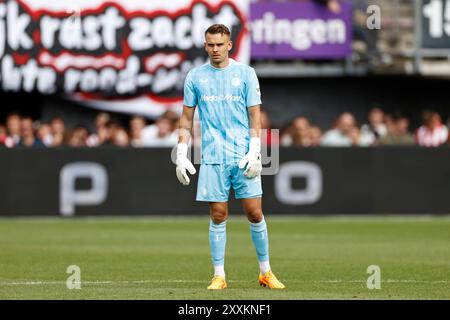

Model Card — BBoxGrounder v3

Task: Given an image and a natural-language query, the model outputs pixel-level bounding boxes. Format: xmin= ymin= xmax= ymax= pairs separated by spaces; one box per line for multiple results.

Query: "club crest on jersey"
xmin=231 ymin=76 xmax=241 ymax=87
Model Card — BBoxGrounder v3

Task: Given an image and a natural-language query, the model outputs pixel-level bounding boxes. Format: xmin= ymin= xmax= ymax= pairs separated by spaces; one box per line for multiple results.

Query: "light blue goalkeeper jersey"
xmin=183 ymin=59 xmax=262 ymax=164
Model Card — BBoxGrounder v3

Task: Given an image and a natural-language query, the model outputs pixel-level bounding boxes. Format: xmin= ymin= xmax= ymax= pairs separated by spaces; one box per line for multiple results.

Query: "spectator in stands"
xmin=141 ymin=111 xmax=179 ymax=147
xmin=349 ymin=125 xmax=363 ymax=146
xmin=107 ymin=122 xmax=123 ymax=143
xmin=50 ymin=116 xmax=66 ymax=147
xmin=395 ymin=115 xmax=414 ymax=144
xmin=292 ymin=117 xmax=313 ymax=147
xmin=281 ymin=116 xmax=311 ymax=147
xmin=416 ymin=111 xmax=448 ymax=147
xmin=87 ymin=121 xmax=122 ymax=147
xmin=112 ymin=128 xmax=130 ymax=147
xmin=309 ymin=126 xmax=323 ymax=146
xmin=165 ymin=110 xmax=180 ymax=132
xmin=321 ymin=112 xmax=357 ymax=146
xmin=95 ymin=112 xmax=111 ymax=131
xmin=96 ymin=124 xmax=112 ymax=146
xmin=377 ymin=112 xmax=414 ymax=145
xmin=37 ymin=123 xmax=54 ymax=147
xmin=87 ymin=113 xmax=113 ymax=147
xmin=0 ymin=124 xmax=7 ymax=146
xmin=68 ymin=125 xmax=89 ymax=147
xmin=129 ymin=115 xmax=147 ymax=147
xmin=4 ymin=112 xmax=22 ymax=148
xmin=360 ymin=107 xmax=388 ymax=145
xmin=67 ymin=130 xmax=85 ymax=147
xmin=18 ymin=117 xmax=45 ymax=147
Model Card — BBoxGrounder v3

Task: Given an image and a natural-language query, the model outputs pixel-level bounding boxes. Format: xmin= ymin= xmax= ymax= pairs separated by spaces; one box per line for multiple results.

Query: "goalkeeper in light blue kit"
xmin=175 ymin=24 xmax=285 ymax=290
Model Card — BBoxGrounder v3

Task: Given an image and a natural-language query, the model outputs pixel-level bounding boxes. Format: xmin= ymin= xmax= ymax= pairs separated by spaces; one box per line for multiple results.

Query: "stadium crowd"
xmin=272 ymin=108 xmax=448 ymax=147
xmin=0 ymin=108 xmax=449 ymax=148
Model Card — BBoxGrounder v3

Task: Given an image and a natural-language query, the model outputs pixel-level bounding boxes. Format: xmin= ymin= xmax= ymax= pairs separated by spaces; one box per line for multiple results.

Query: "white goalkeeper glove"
xmin=176 ymin=143 xmax=196 ymax=186
xmin=239 ymin=137 xmax=262 ymax=179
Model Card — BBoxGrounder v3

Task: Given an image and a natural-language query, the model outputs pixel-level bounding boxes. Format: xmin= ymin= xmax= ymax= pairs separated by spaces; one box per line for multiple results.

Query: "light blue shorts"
xmin=196 ymin=163 xmax=263 ymax=202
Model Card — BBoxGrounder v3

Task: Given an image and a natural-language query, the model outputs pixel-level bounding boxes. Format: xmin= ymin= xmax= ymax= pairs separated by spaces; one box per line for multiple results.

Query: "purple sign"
xmin=250 ymin=1 xmax=353 ymax=59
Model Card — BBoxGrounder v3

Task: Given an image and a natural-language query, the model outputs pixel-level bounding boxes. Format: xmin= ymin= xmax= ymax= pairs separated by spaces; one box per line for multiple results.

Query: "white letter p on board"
xmin=60 ymin=162 xmax=108 ymax=216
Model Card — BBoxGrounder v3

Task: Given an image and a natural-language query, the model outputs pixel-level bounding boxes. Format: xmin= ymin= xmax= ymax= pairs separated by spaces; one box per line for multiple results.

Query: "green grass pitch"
xmin=0 ymin=216 xmax=449 ymax=299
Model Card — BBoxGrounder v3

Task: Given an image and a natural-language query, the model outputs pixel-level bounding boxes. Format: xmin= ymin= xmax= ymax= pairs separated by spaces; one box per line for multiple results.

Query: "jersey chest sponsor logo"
xmin=201 ymin=94 xmax=243 ymax=102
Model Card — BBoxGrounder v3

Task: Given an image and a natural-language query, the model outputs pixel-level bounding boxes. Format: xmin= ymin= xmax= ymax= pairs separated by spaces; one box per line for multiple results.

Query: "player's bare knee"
xmin=246 ymin=210 xmax=263 ymax=223
xmin=210 ymin=205 xmax=228 ymax=224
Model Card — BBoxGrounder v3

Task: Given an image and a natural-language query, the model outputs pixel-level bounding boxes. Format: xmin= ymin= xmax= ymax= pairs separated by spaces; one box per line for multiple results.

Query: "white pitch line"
xmin=1 ymin=280 xmax=204 ymax=286
xmin=1 ymin=279 xmax=449 ymax=286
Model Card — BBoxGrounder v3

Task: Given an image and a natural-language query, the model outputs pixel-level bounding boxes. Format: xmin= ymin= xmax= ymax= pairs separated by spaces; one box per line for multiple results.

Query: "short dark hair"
xmin=51 ymin=116 xmax=64 ymax=122
xmin=391 ymin=111 xmax=407 ymax=122
xmin=205 ymin=24 xmax=231 ymax=37
xmin=6 ymin=112 xmax=21 ymax=119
